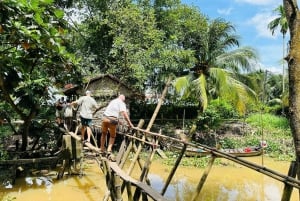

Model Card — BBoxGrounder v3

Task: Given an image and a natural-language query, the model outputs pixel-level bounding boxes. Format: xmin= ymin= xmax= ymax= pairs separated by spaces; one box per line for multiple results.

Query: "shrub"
xmin=196 ymin=99 xmax=239 ymax=130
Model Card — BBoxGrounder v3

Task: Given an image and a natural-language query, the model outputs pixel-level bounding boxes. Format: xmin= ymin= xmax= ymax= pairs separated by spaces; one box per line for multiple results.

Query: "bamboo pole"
xmin=119 ymin=142 xmax=133 ymax=168
xmin=114 ymin=174 xmax=122 ymax=201
xmin=103 ymin=159 xmax=113 ymax=201
xmin=127 ymin=77 xmax=172 ymax=177
xmin=139 ymin=133 xmax=159 ymax=182
xmin=0 ymin=156 xmax=60 ymax=165
xmin=126 ymin=181 xmax=133 ymax=201
xmin=133 ymin=76 xmax=172 ymax=200
xmin=281 ymin=161 xmax=297 ymax=201
xmin=56 ymin=150 xmax=71 ymax=179
xmin=129 ymin=127 xmax=300 ymax=189
xmin=120 ymin=120 xmax=147 ymax=193
xmin=145 ymin=76 xmax=172 ymax=132
xmin=119 ymin=120 xmax=145 ymax=168
xmin=90 ymin=131 xmax=98 ymax=148
xmin=161 ymin=143 xmax=187 ymax=195
xmin=191 ymin=156 xmax=216 ymax=201
xmin=161 ymin=125 xmax=196 ymax=195
xmin=116 ymin=139 xmax=128 ymax=164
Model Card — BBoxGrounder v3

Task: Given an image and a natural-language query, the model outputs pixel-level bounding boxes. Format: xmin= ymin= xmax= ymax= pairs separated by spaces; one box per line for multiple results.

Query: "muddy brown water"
xmin=0 ymin=156 xmax=299 ymax=201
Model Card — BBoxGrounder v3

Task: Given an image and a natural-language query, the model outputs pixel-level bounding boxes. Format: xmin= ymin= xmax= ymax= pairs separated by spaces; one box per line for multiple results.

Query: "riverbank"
xmin=1 ymin=155 xmax=298 ymax=201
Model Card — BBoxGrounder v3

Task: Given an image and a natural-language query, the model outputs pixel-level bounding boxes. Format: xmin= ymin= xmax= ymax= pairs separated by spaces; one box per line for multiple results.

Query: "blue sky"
xmin=181 ymin=0 xmax=287 ymax=74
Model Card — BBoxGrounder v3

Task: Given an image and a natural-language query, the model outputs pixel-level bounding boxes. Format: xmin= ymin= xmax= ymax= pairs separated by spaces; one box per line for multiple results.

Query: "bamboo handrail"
xmin=127 ymin=126 xmax=300 ymax=189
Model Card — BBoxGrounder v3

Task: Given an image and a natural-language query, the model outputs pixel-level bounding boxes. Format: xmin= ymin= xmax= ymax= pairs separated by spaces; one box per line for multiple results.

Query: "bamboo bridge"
xmin=58 ymin=78 xmax=300 ymax=201
xmin=60 ymin=120 xmax=300 ymax=201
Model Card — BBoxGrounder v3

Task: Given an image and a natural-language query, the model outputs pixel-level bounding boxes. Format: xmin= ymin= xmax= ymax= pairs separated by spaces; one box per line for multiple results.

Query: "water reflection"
xmin=0 ymin=157 xmax=299 ymax=201
xmin=148 ymin=173 xmax=189 ymax=200
xmin=149 ymin=173 xmax=295 ymax=201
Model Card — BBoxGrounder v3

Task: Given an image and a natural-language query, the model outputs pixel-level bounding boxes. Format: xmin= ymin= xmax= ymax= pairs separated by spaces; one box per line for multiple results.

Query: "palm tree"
xmin=267 ymin=5 xmax=288 ymax=114
xmin=174 ymin=18 xmax=258 ymax=115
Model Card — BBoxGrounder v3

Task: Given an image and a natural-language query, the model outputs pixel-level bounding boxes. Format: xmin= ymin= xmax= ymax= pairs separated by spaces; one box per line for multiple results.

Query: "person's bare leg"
xmin=100 ymin=133 xmax=106 ymax=152
xmin=86 ymin=127 xmax=92 ymax=142
xmin=107 ymin=126 xmax=116 ymax=152
xmin=81 ymin=126 xmax=86 ymax=141
xmin=107 ymin=137 xmax=115 ymax=152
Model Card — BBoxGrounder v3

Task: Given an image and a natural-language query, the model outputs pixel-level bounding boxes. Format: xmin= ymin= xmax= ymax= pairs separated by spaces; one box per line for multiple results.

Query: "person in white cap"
xmin=71 ymin=90 xmax=98 ymax=142
xmin=100 ymin=94 xmax=134 ymax=160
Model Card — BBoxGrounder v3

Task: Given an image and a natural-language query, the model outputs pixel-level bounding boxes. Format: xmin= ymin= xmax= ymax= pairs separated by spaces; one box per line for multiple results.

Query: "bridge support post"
xmin=125 ymin=181 xmax=133 ymax=201
xmin=281 ymin=161 xmax=297 ymax=201
xmin=191 ymin=155 xmax=216 ymax=201
xmin=114 ymin=174 xmax=122 ymax=201
xmin=161 ymin=144 xmax=187 ymax=195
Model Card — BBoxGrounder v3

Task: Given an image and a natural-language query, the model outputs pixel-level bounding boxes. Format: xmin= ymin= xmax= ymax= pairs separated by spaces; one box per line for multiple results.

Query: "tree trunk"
xmin=283 ymin=0 xmax=300 ymax=190
xmin=21 ymin=119 xmax=30 ymax=151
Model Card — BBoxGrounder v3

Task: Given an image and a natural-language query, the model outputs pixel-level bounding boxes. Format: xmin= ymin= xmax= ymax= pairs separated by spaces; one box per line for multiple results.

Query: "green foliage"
xmin=219 ymin=113 xmax=293 ymax=160
xmin=268 ymin=5 xmax=288 ymax=36
xmin=196 ymin=107 xmax=221 ymax=130
xmin=0 ymin=125 xmax=11 ymax=138
xmin=162 ymin=151 xmax=219 ymax=168
xmin=196 ymin=99 xmax=239 ymax=130
xmin=246 ymin=113 xmax=289 ymax=130
xmin=71 ymin=1 xmax=197 ymax=92
xmin=173 ymin=18 xmax=259 ymax=115
xmin=0 ymin=0 xmax=81 ymax=150
xmin=130 ymin=101 xmax=198 ymax=120
xmin=245 ymin=70 xmax=285 ymax=111
xmin=0 ymin=142 xmax=9 ymax=161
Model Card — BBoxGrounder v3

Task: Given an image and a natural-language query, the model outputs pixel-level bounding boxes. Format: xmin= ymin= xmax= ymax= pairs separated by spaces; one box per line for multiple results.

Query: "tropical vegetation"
xmin=0 ymin=0 xmax=296 ymax=163
xmin=268 ymin=4 xmax=289 ymax=115
xmin=0 ymin=0 xmax=81 ymax=150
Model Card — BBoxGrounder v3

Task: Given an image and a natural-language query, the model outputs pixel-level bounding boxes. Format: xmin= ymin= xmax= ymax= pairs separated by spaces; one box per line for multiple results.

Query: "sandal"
xmin=106 ymin=152 xmax=116 ymax=162
xmin=99 ymin=150 xmax=106 ymax=157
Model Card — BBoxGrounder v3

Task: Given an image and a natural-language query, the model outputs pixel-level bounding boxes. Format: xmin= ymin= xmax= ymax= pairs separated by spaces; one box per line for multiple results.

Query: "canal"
xmin=0 ymin=155 xmax=298 ymax=201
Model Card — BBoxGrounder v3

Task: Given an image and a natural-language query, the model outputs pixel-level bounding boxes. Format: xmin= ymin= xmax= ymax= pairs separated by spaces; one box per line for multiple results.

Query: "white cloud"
xmin=256 ymin=62 xmax=282 ymax=74
xmin=247 ymin=12 xmax=279 ymax=39
xmin=217 ymin=7 xmax=234 ymax=15
xmin=235 ymin=0 xmax=281 ymax=6
xmin=257 ymin=44 xmax=285 ymax=73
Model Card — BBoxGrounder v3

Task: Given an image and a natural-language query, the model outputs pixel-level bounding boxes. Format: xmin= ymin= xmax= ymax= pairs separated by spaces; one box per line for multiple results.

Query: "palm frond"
xmin=192 ymin=74 xmax=208 ymax=110
xmin=209 ymin=68 xmax=257 ymax=115
xmin=173 ymin=75 xmax=191 ymax=97
xmin=216 ymin=46 xmax=258 ymax=72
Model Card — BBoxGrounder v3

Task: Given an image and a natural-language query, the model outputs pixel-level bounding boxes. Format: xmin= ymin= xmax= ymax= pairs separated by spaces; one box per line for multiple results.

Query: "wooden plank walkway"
xmin=108 ymin=161 xmax=169 ymax=201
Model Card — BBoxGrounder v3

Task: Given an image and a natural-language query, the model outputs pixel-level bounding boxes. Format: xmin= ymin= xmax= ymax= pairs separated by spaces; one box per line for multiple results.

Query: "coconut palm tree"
xmin=267 ymin=5 xmax=288 ymax=114
xmin=174 ymin=18 xmax=258 ymax=115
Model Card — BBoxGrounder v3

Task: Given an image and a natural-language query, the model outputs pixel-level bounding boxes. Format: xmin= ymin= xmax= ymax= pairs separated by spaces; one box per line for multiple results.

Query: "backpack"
xmin=64 ymin=105 xmax=73 ymax=117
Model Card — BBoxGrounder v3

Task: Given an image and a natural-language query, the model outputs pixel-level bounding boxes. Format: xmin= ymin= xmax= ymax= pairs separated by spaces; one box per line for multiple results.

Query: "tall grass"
xmin=245 ymin=113 xmax=290 ymax=130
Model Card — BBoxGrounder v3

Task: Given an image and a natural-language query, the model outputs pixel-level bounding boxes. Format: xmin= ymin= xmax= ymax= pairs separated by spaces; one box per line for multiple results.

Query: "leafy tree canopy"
xmin=0 ymin=0 xmax=81 ymax=150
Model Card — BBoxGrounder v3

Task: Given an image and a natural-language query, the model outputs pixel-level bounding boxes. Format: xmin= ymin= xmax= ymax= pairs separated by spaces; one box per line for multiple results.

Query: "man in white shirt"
xmin=100 ymin=94 xmax=133 ymax=159
xmin=72 ymin=90 xmax=98 ymax=142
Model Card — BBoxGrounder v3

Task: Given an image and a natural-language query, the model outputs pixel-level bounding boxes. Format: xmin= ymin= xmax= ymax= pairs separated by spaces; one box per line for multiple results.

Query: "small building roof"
xmin=63 ymin=74 xmax=144 ymax=100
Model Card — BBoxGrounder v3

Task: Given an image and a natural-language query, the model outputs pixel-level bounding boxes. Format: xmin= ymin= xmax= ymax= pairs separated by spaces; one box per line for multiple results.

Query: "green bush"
xmin=196 ymin=99 xmax=239 ymax=130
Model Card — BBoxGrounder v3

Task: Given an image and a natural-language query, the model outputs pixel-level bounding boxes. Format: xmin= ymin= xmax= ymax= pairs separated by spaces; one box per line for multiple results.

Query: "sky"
xmin=181 ymin=0 xmax=288 ymax=74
